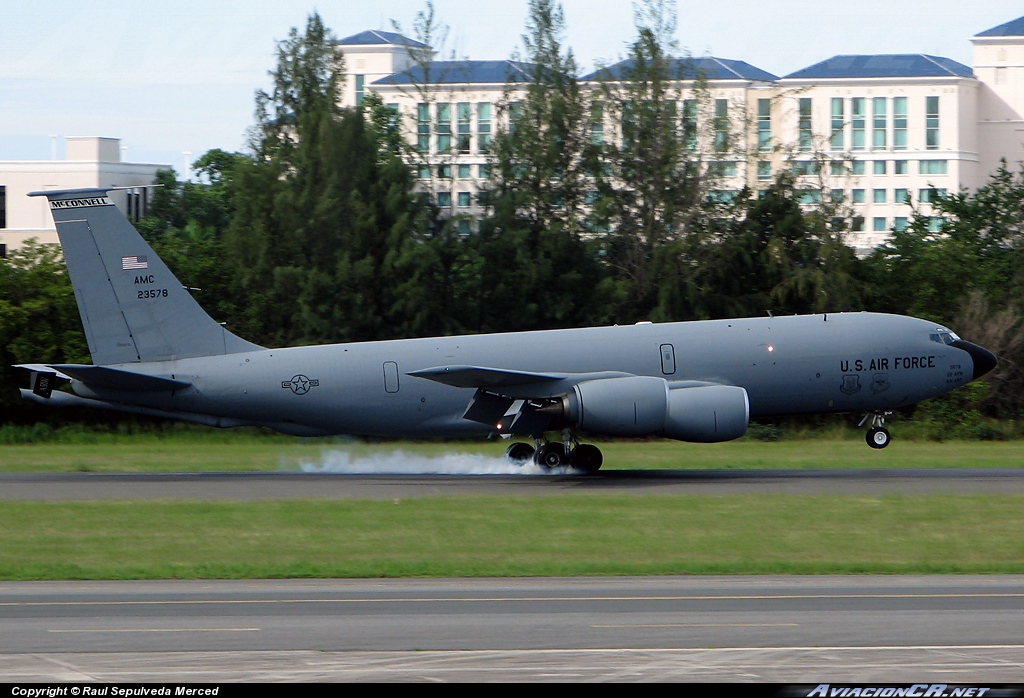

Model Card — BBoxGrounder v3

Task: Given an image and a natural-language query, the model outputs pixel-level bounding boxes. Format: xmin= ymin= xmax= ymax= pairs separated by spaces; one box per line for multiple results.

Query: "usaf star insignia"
xmin=282 ymin=374 xmax=319 ymax=395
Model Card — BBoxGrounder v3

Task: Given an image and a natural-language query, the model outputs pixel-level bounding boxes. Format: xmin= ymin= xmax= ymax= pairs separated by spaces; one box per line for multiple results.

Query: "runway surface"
xmin=4 ymin=467 xmax=1024 ymax=499
xmin=2 ymin=576 xmax=1024 ymax=681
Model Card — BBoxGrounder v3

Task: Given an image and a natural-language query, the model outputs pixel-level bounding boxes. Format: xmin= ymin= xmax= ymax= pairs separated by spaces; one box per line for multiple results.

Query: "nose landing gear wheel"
xmin=505 ymin=442 xmax=536 ymax=464
xmin=535 ymin=443 xmax=567 ymax=468
xmin=867 ymin=427 xmax=891 ymax=449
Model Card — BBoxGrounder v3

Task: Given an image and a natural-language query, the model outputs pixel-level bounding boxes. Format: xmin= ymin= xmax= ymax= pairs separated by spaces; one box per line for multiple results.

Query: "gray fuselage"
xmin=71 ymin=312 xmax=975 ymax=438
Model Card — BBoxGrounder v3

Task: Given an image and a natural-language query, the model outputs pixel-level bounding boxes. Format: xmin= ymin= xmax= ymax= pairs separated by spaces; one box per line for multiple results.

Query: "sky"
xmin=1 ymin=0 xmax=1022 ymax=176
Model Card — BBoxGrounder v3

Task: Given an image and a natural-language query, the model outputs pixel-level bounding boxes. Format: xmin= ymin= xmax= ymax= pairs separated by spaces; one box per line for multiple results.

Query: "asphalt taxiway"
xmin=1 ymin=576 xmax=1024 ymax=681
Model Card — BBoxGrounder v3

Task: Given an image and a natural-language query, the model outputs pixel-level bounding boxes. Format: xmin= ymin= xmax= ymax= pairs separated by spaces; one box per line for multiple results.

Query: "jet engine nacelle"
xmin=568 ymin=376 xmax=749 ymax=442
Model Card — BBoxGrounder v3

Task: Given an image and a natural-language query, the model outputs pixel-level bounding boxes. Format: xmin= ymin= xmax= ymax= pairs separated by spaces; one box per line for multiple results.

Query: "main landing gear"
xmin=859 ymin=411 xmax=892 ymax=449
xmin=504 ymin=429 xmax=604 ymax=474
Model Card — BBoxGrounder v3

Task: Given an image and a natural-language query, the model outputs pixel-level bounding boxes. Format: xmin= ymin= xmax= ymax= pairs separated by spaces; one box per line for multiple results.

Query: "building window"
xmin=438 ymin=164 xmax=452 ymax=179
xmin=851 ymin=98 xmax=866 ymax=150
xmin=792 ymin=161 xmax=819 ymax=176
xmin=418 ymin=165 xmax=431 ymax=179
xmin=829 ymin=161 xmax=845 ymax=176
xmin=0 ymin=185 xmax=5 ymax=229
xmin=926 ymin=96 xmax=940 ymax=150
xmin=457 ymin=164 xmax=472 ymax=179
xmin=874 ymin=189 xmax=887 ymax=204
xmin=873 ymin=161 xmax=886 ymax=175
xmin=798 ymin=98 xmax=812 ymax=152
xmin=920 ymin=160 xmax=948 ymax=175
xmin=355 ymin=75 xmax=365 ymax=106
xmin=919 ymin=187 xmax=947 ymax=203
xmin=710 ymin=161 xmax=738 ymax=177
xmin=895 ymin=217 xmax=909 ymax=231
xmin=709 ymin=190 xmax=738 ymax=204
xmin=928 ymin=217 xmax=943 ymax=232
xmin=714 ymin=99 xmax=729 ymax=151
xmin=591 ymin=102 xmax=604 ymax=144
xmin=757 ymin=161 xmax=772 ymax=180
xmin=894 ymin=160 xmax=908 ymax=175
xmin=457 ymin=218 xmax=473 ymax=234
xmin=457 ymin=102 xmax=472 ymax=154
xmin=873 ymin=217 xmax=887 ymax=232
xmin=757 ymin=99 xmax=771 ymax=151
xmin=457 ymin=192 xmax=472 ymax=207
xmin=851 ymin=216 xmax=865 ymax=231
xmin=852 ymin=160 xmax=865 ymax=175
xmin=852 ymin=189 xmax=866 ymax=204
xmin=436 ymin=103 xmax=452 ymax=153
xmin=895 ymin=188 xmax=909 ymax=204
xmin=437 ymin=191 xmax=452 ymax=208
xmin=508 ymin=101 xmax=523 ymax=131
xmin=893 ymin=97 xmax=907 ymax=150
xmin=0 ymin=243 xmax=5 ymax=258
xmin=873 ymin=97 xmax=886 ymax=150
xmin=682 ymin=99 xmax=698 ymax=151
xmin=798 ymin=189 xmax=821 ymax=205
xmin=478 ymin=164 xmax=490 ymax=179
xmin=831 ymin=98 xmax=844 ymax=150
xmin=417 ymin=103 xmax=430 ymax=154
xmin=477 ymin=103 xmax=492 ymax=153
xmin=830 ymin=189 xmax=845 ymax=203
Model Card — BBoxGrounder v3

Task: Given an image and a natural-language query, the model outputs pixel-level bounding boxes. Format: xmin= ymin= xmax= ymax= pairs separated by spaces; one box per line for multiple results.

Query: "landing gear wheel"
xmin=867 ymin=427 xmax=891 ymax=449
xmin=570 ymin=444 xmax=603 ymax=474
xmin=505 ymin=442 xmax=536 ymax=464
xmin=535 ymin=443 xmax=567 ymax=468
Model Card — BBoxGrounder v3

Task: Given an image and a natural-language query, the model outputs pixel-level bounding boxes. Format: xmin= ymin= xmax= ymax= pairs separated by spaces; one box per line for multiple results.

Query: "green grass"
xmin=1 ymin=436 xmax=1023 ymax=472
xmin=1 ymin=494 xmax=1022 ymax=579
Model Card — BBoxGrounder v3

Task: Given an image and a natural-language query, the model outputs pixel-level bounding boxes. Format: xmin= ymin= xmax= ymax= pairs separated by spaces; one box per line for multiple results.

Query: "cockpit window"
xmin=930 ymin=329 xmax=960 ymax=345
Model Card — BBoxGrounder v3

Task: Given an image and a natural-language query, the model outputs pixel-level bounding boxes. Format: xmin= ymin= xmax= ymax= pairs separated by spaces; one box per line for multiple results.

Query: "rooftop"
xmin=583 ymin=57 xmax=778 ymax=82
xmin=373 ymin=60 xmax=535 ymax=85
xmin=337 ymin=30 xmax=429 ymax=49
xmin=975 ymin=16 xmax=1024 ymax=37
xmin=784 ymin=54 xmax=973 ymax=79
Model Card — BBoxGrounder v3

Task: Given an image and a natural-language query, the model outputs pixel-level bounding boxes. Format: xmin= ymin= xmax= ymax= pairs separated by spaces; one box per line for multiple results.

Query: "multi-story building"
xmin=0 ymin=137 xmax=167 ymax=255
xmin=338 ymin=14 xmax=1024 ymax=254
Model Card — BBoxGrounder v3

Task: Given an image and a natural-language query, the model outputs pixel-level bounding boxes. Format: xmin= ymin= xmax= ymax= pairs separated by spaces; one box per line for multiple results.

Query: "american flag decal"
xmin=121 ymin=255 xmax=148 ymax=270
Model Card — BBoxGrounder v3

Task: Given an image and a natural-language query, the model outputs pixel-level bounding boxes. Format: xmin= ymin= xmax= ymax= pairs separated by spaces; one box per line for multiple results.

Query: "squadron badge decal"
xmin=282 ymin=374 xmax=319 ymax=395
xmin=840 ymin=374 xmax=862 ymax=395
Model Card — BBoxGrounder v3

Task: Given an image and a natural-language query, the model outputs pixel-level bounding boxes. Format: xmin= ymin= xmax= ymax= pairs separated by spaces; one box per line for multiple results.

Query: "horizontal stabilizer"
xmin=408 ymin=365 xmax=566 ymax=389
xmin=46 ymin=364 xmax=191 ymax=392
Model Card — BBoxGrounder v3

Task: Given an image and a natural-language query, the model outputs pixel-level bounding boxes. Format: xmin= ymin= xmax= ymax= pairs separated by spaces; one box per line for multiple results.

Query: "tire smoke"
xmin=298 ymin=449 xmax=577 ymax=475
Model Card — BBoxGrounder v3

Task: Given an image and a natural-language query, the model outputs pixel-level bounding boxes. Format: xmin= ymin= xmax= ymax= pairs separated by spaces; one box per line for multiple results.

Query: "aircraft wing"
xmin=408 ymin=365 xmax=642 ymax=436
xmin=406 ymin=365 xmax=567 ymax=389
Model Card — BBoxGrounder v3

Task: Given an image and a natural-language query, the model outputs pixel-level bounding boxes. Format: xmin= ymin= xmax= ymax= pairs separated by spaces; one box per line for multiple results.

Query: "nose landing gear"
xmin=859 ymin=411 xmax=892 ymax=449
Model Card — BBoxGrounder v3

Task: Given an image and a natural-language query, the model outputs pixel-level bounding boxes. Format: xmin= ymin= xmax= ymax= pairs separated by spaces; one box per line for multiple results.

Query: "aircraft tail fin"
xmin=30 ymin=188 xmax=262 ymax=365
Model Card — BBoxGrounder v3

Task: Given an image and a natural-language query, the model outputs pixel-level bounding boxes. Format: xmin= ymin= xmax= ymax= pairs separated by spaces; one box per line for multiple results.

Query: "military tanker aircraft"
xmin=17 ymin=188 xmax=997 ymax=473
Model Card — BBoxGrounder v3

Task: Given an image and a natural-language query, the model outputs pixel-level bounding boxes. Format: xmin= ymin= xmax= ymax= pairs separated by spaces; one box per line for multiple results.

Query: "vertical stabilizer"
xmin=30 ymin=188 xmax=261 ymax=365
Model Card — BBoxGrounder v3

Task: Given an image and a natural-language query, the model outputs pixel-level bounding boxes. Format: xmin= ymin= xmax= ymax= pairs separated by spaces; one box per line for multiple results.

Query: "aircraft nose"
xmin=951 ymin=340 xmax=998 ymax=380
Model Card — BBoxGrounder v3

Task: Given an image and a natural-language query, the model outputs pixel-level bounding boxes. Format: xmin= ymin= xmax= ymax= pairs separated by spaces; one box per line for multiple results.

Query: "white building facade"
xmin=338 ymin=15 xmax=1024 ymax=253
xmin=0 ymin=137 xmax=168 ymax=255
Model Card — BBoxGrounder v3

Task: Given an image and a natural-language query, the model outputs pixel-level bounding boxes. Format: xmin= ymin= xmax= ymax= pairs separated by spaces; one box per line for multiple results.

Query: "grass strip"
xmin=3 ymin=438 xmax=1024 ymax=473
xmin=1 ymin=494 xmax=1022 ymax=579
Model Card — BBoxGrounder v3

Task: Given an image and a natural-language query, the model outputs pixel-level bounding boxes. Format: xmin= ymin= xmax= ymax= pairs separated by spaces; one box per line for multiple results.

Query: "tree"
xmin=588 ymin=0 xmax=716 ymax=321
xmin=476 ymin=0 xmax=610 ymax=332
xmin=224 ymin=13 xmax=430 ymax=346
xmin=0 ymin=242 xmax=89 ymax=421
